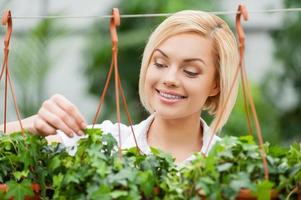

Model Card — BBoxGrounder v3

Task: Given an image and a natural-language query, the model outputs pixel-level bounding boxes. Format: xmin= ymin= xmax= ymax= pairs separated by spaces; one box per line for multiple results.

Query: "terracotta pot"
xmin=297 ymin=190 xmax=301 ymax=200
xmin=0 ymin=183 xmax=40 ymax=200
xmin=153 ymin=186 xmax=160 ymax=195
xmin=198 ymin=188 xmax=280 ymax=200
xmin=235 ymin=188 xmax=278 ymax=200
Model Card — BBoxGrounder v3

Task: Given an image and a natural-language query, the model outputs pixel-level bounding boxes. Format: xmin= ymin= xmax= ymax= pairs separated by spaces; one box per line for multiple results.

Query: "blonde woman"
xmin=1 ymin=10 xmax=239 ymax=164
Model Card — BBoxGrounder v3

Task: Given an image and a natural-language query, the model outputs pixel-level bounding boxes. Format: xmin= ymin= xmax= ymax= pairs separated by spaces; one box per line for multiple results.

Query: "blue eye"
xmin=184 ymin=69 xmax=199 ymax=77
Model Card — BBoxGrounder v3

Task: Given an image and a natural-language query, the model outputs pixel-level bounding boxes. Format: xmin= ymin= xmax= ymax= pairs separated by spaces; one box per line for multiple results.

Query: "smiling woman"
xmin=2 ymin=10 xmax=239 ymax=164
xmin=144 ymin=33 xmax=219 ymax=119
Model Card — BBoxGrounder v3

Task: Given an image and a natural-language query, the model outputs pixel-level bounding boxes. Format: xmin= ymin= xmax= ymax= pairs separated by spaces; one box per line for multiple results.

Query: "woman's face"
xmin=144 ymin=32 xmax=219 ymax=119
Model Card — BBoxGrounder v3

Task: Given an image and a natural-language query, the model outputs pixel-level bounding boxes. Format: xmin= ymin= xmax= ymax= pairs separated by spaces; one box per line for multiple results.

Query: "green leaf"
xmin=239 ymin=135 xmax=255 ymax=144
xmin=217 ymin=163 xmax=233 ymax=172
xmin=110 ymin=190 xmax=128 ymax=198
xmin=5 ymin=180 xmax=34 ymax=200
xmin=48 ymin=156 xmax=61 ymax=171
xmin=53 ymin=173 xmax=64 ymax=189
xmin=13 ymin=170 xmax=29 ymax=181
xmin=254 ymin=180 xmax=274 ymax=200
xmin=89 ymin=184 xmax=111 ymax=200
xmin=137 ymin=170 xmax=155 ymax=198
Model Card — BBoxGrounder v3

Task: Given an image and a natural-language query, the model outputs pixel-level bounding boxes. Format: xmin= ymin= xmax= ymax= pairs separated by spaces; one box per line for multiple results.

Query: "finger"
xmin=51 ymin=94 xmax=87 ymax=129
xmin=44 ymin=100 xmax=84 ymax=136
xmin=38 ymin=107 xmax=75 ymax=137
xmin=34 ymin=117 xmax=57 ymax=136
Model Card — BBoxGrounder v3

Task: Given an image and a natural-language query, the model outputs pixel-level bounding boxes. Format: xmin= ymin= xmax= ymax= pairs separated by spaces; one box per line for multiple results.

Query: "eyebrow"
xmin=154 ymin=49 xmax=169 ymax=58
xmin=154 ymin=48 xmax=207 ymax=66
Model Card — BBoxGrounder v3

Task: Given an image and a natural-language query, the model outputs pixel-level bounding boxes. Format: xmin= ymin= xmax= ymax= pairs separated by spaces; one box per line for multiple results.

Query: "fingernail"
xmin=78 ymin=130 xmax=84 ymax=136
xmin=69 ymin=132 xmax=74 ymax=138
xmin=81 ymin=122 xmax=87 ymax=129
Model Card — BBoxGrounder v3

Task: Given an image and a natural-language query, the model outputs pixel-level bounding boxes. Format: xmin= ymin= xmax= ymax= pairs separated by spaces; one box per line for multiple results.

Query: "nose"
xmin=162 ymin=66 xmax=180 ymax=87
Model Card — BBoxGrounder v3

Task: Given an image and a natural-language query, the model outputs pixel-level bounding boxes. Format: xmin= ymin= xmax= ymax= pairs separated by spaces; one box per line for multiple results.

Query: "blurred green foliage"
xmin=222 ymin=85 xmax=281 ymax=145
xmin=11 ymin=19 xmax=55 ymax=116
xmin=262 ymin=0 xmax=301 ymax=144
xmin=4 ymin=18 xmax=67 ymax=117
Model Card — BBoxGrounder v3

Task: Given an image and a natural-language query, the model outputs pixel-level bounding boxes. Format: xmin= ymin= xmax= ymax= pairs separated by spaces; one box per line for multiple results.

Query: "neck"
xmin=147 ymin=112 xmax=203 ymax=163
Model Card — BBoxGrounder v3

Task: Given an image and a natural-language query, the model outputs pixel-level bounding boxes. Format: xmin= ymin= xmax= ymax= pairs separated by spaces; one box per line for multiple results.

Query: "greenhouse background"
xmin=0 ymin=0 xmax=300 ymax=145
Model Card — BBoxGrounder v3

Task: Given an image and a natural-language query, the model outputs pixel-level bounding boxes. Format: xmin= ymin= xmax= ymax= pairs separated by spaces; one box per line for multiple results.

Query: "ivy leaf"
xmin=53 ymin=173 xmax=64 ymax=189
xmin=254 ymin=180 xmax=274 ymax=200
xmin=217 ymin=163 xmax=233 ymax=172
xmin=12 ymin=170 xmax=29 ymax=181
xmin=5 ymin=180 xmax=34 ymax=200
xmin=89 ymin=184 xmax=111 ymax=200
xmin=93 ymin=160 xmax=108 ymax=177
xmin=48 ymin=156 xmax=61 ymax=171
xmin=108 ymin=168 xmax=136 ymax=186
xmin=137 ymin=170 xmax=155 ymax=198
xmin=110 ymin=190 xmax=128 ymax=198
xmin=226 ymin=172 xmax=254 ymax=199
xmin=239 ymin=135 xmax=255 ymax=144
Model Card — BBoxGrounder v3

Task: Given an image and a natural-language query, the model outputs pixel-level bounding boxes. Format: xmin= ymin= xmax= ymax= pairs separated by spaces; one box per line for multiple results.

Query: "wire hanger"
xmin=203 ymin=4 xmax=269 ymax=180
xmin=0 ymin=10 xmax=24 ymax=135
xmin=236 ymin=4 xmax=269 ymax=181
xmin=92 ymin=8 xmax=140 ymax=158
xmin=8 ymin=7 xmax=301 ymax=20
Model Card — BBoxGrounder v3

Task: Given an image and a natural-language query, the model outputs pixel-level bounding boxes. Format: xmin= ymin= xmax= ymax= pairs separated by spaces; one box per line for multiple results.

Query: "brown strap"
xmin=92 ymin=8 xmax=140 ymax=158
xmin=204 ymin=4 xmax=269 ymax=180
xmin=241 ymin=58 xmax=269 ymax=180
xmin=92 ymin=60 xmax=114 ymax=127
xmin=235 ymin=5 xmax=253 ymax=135
xmin=1 ymin=10 xmax=24 ymax=135
xmin=117 ymin=72 xmax=140 ymax=153
xmin=235 ymin=4 xmax=269 ymax=181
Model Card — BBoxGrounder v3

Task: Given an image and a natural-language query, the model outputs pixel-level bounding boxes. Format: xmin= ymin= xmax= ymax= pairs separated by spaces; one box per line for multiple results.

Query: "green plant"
xmin=49 ymin=128 xmax=179 ymax=199
xmin=0 ymin=131 xmax=58 ymax=199
xmin=180 ymin=136 xmax=301 ymax=200
xmin=1 ymin=129 xmax=300 ymax=199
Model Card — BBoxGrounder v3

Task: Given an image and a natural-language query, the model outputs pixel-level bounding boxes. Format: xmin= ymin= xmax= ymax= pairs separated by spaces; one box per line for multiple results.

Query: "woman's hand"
xmin=28 ymin=94 xmax=87 ymax=137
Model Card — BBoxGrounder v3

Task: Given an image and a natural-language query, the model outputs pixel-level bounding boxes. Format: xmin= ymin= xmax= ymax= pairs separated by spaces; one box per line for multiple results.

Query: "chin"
xmin=153 ymin=106 xmax=201 ymax=120
xmin=154 ymin=109 xmax=188 ymax=120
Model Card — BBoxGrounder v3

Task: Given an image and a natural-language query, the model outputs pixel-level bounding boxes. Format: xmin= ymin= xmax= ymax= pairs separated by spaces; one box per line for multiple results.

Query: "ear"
xmin=209 ymin=82 xmax=220 ymax=97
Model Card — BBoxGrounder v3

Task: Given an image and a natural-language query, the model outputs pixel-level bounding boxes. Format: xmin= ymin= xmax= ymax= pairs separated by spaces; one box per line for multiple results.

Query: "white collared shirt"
xmin=55 ymin=114 xmax=220 ymax=165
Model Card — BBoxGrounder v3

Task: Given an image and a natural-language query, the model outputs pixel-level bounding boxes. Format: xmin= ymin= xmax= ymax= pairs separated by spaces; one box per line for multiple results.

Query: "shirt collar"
xmin=130 ymin=113 xmax=219 ymax=157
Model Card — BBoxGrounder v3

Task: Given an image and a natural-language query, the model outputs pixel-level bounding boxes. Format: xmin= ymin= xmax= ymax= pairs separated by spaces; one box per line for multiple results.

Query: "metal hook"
xmin=110 ymin=8 xmax=120 ymax=46
xmin=2 ymin=10 xmax=12 ymax=49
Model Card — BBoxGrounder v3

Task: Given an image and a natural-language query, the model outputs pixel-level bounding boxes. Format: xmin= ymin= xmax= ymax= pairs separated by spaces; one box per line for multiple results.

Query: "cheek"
xmin=145 ymin=67 xmax=159 ymax=89
xmin=187 ymin=79 xmax=213 ymax=100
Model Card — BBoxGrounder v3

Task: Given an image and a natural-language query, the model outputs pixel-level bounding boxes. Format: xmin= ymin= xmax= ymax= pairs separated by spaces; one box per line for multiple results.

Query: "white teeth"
xmin=159 ymin=91 xmax=184 ymax=99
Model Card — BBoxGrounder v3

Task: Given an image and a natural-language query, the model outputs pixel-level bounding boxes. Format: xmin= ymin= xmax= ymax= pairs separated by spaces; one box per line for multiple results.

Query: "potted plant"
xmin=1 ymin=129 xmax=300 ymax=199
xmin=0 ymin=131 xmax=58 ymax=200
xmin=180 ymin=135 xmax=301 ymax=200
xmin=48 ymin=128 xmax=180 ymax=199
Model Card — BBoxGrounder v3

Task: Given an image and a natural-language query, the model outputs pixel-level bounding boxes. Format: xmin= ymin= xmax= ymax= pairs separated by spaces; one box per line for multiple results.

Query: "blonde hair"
xmin=138 ymin=10 xmax=239 ymax=133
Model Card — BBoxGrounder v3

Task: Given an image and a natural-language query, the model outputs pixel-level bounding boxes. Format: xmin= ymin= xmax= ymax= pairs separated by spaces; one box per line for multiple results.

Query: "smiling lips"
xmin=156 ymin=89 xmax=187 ymax=103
